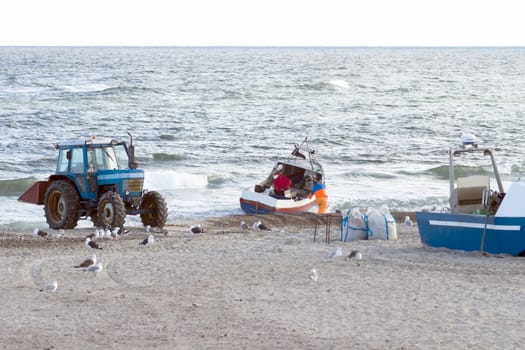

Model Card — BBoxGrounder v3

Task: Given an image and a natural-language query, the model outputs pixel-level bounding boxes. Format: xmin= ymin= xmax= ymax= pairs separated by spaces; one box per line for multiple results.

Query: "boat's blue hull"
xmin=416 ymin=211 xmax=525 ymax=256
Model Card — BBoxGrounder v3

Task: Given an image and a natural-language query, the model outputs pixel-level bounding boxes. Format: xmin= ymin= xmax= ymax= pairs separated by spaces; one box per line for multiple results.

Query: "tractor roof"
xmin=55 ymin=137 xmax=121 ymax=148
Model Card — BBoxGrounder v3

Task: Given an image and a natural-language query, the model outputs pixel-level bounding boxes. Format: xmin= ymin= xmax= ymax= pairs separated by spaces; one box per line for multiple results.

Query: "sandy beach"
xmin=1 ymin=213 xmax=525 ymax=350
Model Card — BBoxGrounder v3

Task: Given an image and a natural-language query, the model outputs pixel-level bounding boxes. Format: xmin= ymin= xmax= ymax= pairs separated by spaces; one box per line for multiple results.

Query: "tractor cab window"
xmin=103 ymin=147 xmax=118 ymax=170
xmin=92 ymin=146 xmax=121 ymax=170
xmin=57 ymin=149 xmax=69 ymax=173
xmin=70 ymin=148 xmax=85 ymax=174
xmin=114 ymin=144 xmax=129 ymax=170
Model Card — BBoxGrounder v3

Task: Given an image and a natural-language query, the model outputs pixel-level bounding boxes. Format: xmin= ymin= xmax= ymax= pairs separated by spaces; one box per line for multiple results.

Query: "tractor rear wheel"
xmin=97 ymin=191 xmax=126 ymax=229
xmin=44 ymin=180 xmax=80 ymax=229
xmin=140 ymin=191 xmax=168 ymax=228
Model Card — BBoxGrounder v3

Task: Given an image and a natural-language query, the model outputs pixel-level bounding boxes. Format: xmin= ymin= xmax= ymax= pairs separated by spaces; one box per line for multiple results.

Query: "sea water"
xmin=1 ymin=46 xmax=524 ymax=231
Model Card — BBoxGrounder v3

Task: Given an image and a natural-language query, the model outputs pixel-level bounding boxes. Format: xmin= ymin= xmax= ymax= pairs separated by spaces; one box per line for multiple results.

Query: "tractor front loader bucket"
xmin=18 ymin=181 xmax=49 ymax=205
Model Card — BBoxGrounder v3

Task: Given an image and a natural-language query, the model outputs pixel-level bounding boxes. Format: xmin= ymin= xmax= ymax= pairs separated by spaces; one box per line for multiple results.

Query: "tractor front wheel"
xmin=140 ymin=191 xmax=168 ymax=228
xmin=44 ymin=180 xmax=80 ymax=229
xmin=97 ymin=191 xmax=126 ymax=229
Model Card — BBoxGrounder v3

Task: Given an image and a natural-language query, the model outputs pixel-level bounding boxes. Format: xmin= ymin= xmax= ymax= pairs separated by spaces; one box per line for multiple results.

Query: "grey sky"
xmin=1 ymin=0 xmax=523 ymax=46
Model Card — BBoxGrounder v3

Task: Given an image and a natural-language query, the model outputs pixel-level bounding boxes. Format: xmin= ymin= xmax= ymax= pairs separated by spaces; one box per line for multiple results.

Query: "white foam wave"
xmin=328 ymin=79 xmax=350 ymax=89
xmin=144 ymin=169 xmax=208 ymax=190
xmin=62 ymin=84 xmax=112 ymax=93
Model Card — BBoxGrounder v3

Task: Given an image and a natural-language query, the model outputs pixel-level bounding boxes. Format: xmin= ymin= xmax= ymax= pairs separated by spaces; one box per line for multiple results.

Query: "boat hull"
xmin=416 ymin=211 xmax=525 ymax=256
xmin=239 ymin=190 xmax=316 ymax=214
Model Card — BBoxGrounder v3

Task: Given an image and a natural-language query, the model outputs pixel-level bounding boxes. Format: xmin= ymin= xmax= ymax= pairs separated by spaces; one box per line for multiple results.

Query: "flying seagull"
xmin=75 ymin=253 xmax=96 ymax=268
xmin=139 ymin=234 xmax=154 ymax=246
xmin=33 ymin=228 xmax=49 ymax=238
xmin=40 ymin=280 xmax=58 ymax=293
xmin=85 ymin=237 xmax=103 ymax=250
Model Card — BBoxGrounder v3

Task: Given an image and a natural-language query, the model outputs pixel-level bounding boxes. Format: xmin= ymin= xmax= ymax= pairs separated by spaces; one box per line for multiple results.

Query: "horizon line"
xmin=1 ymin=45 xmax=524 ymax=49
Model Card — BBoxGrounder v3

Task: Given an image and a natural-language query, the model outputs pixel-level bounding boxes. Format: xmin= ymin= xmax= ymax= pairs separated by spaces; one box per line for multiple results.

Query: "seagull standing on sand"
xmin=113 ymin=227 xmax=130 ymax=236
xmin=139 ymin=234 xmax=154 ymax=246
xmin=93 ymin=227 xmax=103 ymax=238
xmin=104 ymin=226 xmax=112 ymax=239
xmin=252 ymin=221 xmax=271 ymax=231
xmin=404 ymin=216 xmax=414 ymax=227
xmin=309 ymin=268 xmax=319 ymax=282
xmin=85 ymin=232 xmax=96 ymax=240
xmin=346 ymin=250 xmax=363 ymax=266
xmin=240 ymin=221 xmax=250 ymax=233
xmin=85 ymin=237 xmax=103 ymax=250
xmin=75 ymin=253 xmax=96 ymax=268
xmin=190 ymin=224 xmax=205 ymax=234
xmin=33 ymin=228 xmax=49 ymax=238
xmin=330 ymin=246 xmax=342 ymax=258
xmin=40 ymin=280 xmax=58 ymax=293
xmin=86 ymin=262 xmax=103 ymax=273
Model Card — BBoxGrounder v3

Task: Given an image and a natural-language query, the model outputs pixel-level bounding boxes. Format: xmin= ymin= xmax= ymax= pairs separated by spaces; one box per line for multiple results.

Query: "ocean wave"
xmin=427 ymin=165 xmax=489 ymax=180
xmin=61 ymin=84 xmax=111 ymax=93
xmin=0 ymin=177 xmax=37 ymax=196
xmin=144 ymin=169 xmax=208 ymax=190
xmin=207 ymin=174 xmax=235 ymax=188
xmin=152 ymin=153 xmax=186 ymax=162
xmin=328 ymin=79 xmax=350 ymax=89
xmin=159 ymin=134 xmax=176 ymax=141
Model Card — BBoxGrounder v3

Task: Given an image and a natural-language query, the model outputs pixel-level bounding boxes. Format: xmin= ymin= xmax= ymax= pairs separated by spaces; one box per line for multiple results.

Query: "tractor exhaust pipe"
xmin=127 ymin=132 xmax=139 ymax=169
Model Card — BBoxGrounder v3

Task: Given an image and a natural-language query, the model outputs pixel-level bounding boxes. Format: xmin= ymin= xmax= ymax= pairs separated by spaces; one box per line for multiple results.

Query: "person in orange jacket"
xmin=308 ymin=175 xmax=327 ymax=214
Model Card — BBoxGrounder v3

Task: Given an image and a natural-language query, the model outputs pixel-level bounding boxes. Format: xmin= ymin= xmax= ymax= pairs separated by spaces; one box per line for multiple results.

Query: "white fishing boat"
xmin=239 ymin=138 xmax=324 ymax=214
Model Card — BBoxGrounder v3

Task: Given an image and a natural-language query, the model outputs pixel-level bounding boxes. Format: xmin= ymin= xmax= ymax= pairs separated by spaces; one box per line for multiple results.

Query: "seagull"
xmin=114 ymin=227 xmax=131 ymax=236
xmin=190 ymin=224 xmax=205 ymax=234
xmin=221 ymin=221 xmax=229 ymax=234
xmin=86 ymin=262 xmax=103 ymax=273
xmin=33 ymin=228 xmax=49 ymax=238
xmin=94 ymin=227 xmax=103 ymax=238
xmin=346 ymin=250 xmax=363 ymax=265
xmin=404 ymin=215 xmax=414 ymax=227
xmin=40 ymin=280 xmax=58 ymax=293
xmin=240 ymin=221 xmax=250 ymax=232
xmin=330 ymin=246 xmax=342 ymax=258
xmin=252 ymin=221 xmax=271 ymax=231
xmin=85 ymin=237 xmax=103 ymax=250
xmin=139 ymin=234 xmax=154 ymax=246
xmin=85 ymin=232 xmax=96 ymax=240
xmin=75 ymin=253 xmax=96 ymax=268
xmin=104 ymin=226 xmax=112 ymax=239
xmin=309 ymin=268 xmax=318 ymax=282
xmin=145 ymin=225 xmax=151 ymax=233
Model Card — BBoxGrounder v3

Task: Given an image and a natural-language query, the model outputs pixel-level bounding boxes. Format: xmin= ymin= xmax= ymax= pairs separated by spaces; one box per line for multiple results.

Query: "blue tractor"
xmin=19 ymin=133 xmax=168 ymax=230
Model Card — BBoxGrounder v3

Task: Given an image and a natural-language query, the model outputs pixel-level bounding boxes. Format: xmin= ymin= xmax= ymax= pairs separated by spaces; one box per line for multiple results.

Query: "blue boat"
xmin=416 ymin=135 xmax=525 ymax=256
